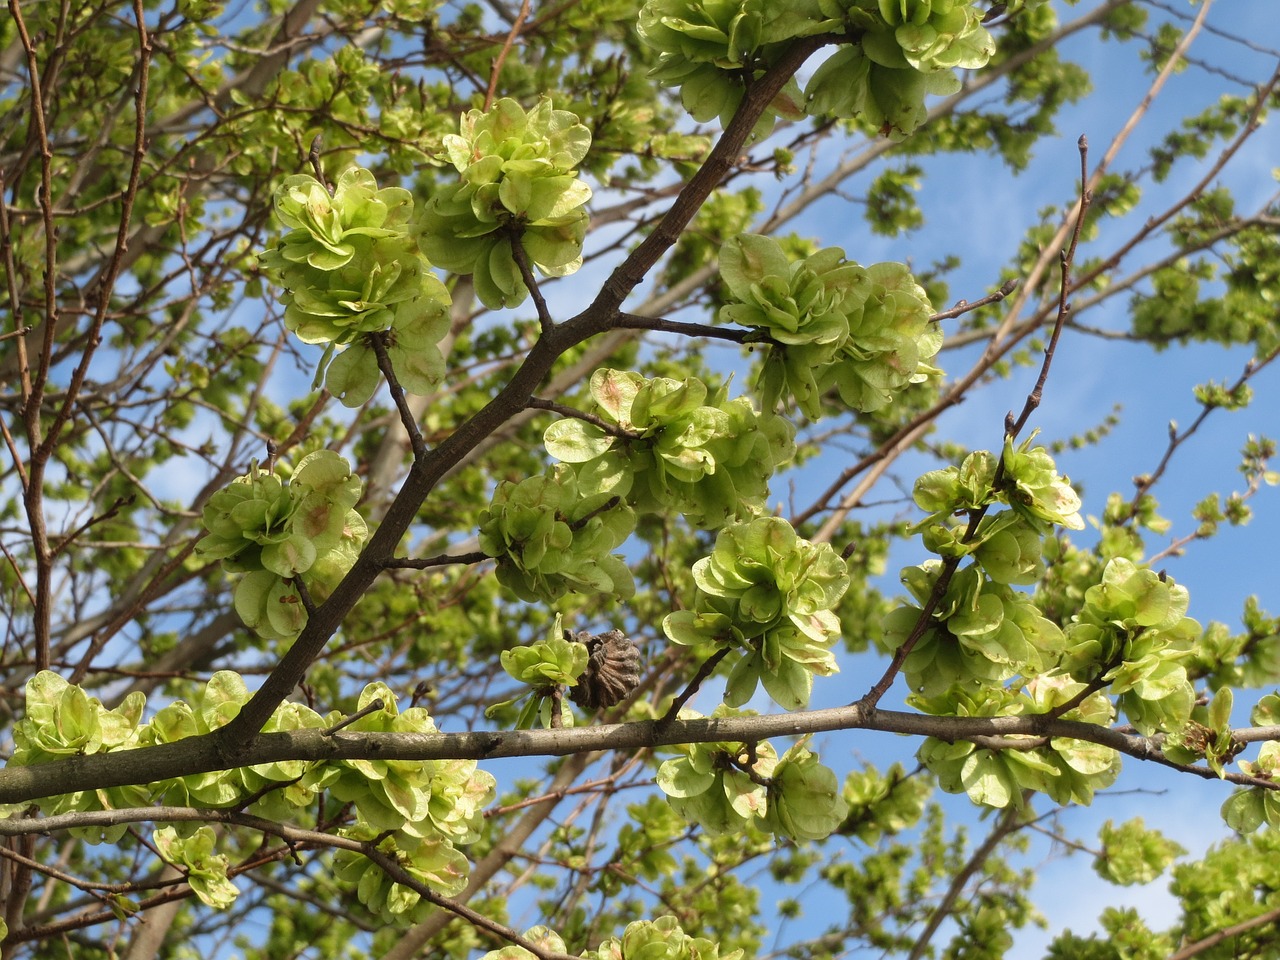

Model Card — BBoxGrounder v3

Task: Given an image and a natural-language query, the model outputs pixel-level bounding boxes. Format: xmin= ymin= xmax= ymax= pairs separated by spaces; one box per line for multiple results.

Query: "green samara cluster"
xmin=194 ymin=450 xmax=366 ymax=641
xmin=664 ymin=516 xmax=850 ymax=710
xmin=1060 ymin=557 xmax=1200 ymax=736
xmin=656 ymin=707 xmax=849 ymax=841
xmin=257 ymin=168 xmax=452 ymax=407
xmin=893 ymin=438 xmax=1088 ymax=700
xmin=886 ymin=436 xmax=1210 ymax=811
xmin=477 ymin=465 xmax=636 ymax=604
xmin=493 ymin=614 xmax=591 ymax=728
xmin=416 ymin=97 xmax=593 ymax=308
xmin=591 ymin=916 xmax=746 ymax=960
xmin=718 ymin=234 xmax=941 ymax=417
xmin=637 ymin=0 xmax=814 ymax=133
xmin=638 ymin=0 xmax=1007 ymax=139
xmin=914 ymin=678 xmax=1121 ymax=809
xmin=325 ymin=683 xmax=496 ymax=923
xmin=1222 ymin=693 xmax=1280 ymax=832
xmin=889 ymin=560 xmax=1065 ymax=699
xmin=543 ymin=368 xmax=796 ymax=529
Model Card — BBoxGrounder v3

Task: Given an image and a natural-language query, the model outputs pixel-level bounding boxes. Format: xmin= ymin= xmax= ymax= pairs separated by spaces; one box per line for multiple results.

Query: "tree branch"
xmin=5 ymin=707 xmax=1279 ymax=807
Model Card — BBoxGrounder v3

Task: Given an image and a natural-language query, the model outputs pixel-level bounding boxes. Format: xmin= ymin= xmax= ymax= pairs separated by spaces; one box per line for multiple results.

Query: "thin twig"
xmin=658 ymin=647 xmax=731 ymax=727
xmin=368 ymin=330 xmax=428 ymax=462
xmin=983 ymin=0 xmax=1214 ymax=370
xmin=362 ymin=843 xmax=581 ymax=960
xmin=1167 ymin=903 xmax=1280 ymax=960
xmin=1124 ymin=341 xmax=1280 ymax=522
xmin=614 ymin=312 xmax=765 ymax=345
xmin=723 ymin=747 xmax=773 ymax=788
xmin=67 ymin=537 xmax=202 ymax=685
xmin=0 ymin=843 xmax=144 ymax=895
xmin=567 ymin=496 xmax=622 ymax=532
xmin=49 ymin=495 xmax=134 ymax=560
xmin=929 ymin=278 xmax=1020 ymax=323
xmin=293 ymin=576 xmax=317 ymax=618
xmin=323 ymin=699 xmax=385 ymax=736
xmin=483 ymin=0 xmax=532 ymax=111
xmin=549 ymin=686 xmax=564 ymax=729
xmin=1002 ymin=135 xmax=1091 ymax=441
xmin=308 ymin=133 xmax=330 ymax=193
xmin=527 ymin=396 xmax=641 ymax=440
xmin=508 ymin=228 xmax=555 ymax=335
xmin=907 ymin=802 xmax=1026 ymax=960
xmin=860 ymin=138 xmax=1091 ymax=708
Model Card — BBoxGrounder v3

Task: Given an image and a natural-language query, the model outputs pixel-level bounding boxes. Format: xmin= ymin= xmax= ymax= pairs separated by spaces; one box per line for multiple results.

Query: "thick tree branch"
xmin=4 ymin=707 xmax=1278 ymax=807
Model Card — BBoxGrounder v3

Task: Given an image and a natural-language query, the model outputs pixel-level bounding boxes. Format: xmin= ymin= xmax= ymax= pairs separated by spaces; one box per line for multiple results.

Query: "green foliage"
xmin=637 ymin=0 xmax=815 ymax=132
xmin=656 ymin=714 xmax=848 ymax=842
xmin=478 ymin=926 xmax=569 ymax=960
xmin=590 ymin=917 xmax=744 ymax=960
xmin=1166 ymin=829 xmax=1280 ymax=956
xmin=1061 ymin=558 xmax=1199 ymax=735
xmin=914 ymin=437 xmax=1085 ymax=535
xmin=891 ymin=562 xmax=1064 ymax=698
xmin=865 ymin=164 xmax=926 ymax=235
xmin=664 ymin=517 xmax=849 ymax=709
xmin=804 ymin=0 xmax=994 ymax=139
xmin=11 ymin=672 xmax=494 ymax=918
xmin=884 ymin=438 xmax=1098 ymax=710
xmin=494 ymin=614 xmax=590 ymax=727
xmin=154 ymin=826 xmax=239 ymax=909
xmin=416 ymin=98 xmax=593 ymax=308
xmin=638 ymin=0 xmax=999 ymax=139
xmin=3 ymin=1 xmax=1279 ymax=957
xmin=1163 ymin=687 xmax=1238 ymax=775
xmin=332 ymin=827 xmax=472 ymax=923
xmin=477 ymin=465 xmax=636 ymax=603
xmin=764 ymin=742 xmax=852 ymax=841
xmin=1093 ymin=818 xmax=1185 ymax=886
xmin=195 ymin=451 xmax=367 ymax=640
xmin=860 ymin=0 xmax=996 ymax=73
xmin=545 ymin=368 xmax=796 ymax=528
xmin=258 ymin=168 xmax=452 ymax=406
xmin=915 ymin=679 xmax=1119 ymax=808
xmin=1044 ymin=907 xmax=1170 ymax=960
xmin=839 ymin=762 xmax=931 ymax=843
xmin=1131 ymin=220 xmax=1280 ymax=356
xmin=501 ymin=619 xmax=590 ymax=690
xmin=1220 ymin=741 xmax=1280 ymax=833
xmin=9 ymin=673 xmax=149 ymax=842
xmin=718 ymin=235 xmax=942 ymax=417
xmin=657 ymin=710 xmax=779 ymax=835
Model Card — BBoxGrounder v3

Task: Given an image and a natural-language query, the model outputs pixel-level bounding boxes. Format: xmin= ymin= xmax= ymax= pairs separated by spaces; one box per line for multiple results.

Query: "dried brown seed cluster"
xmin=568 ymin=629 xmax=642 ymax=710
